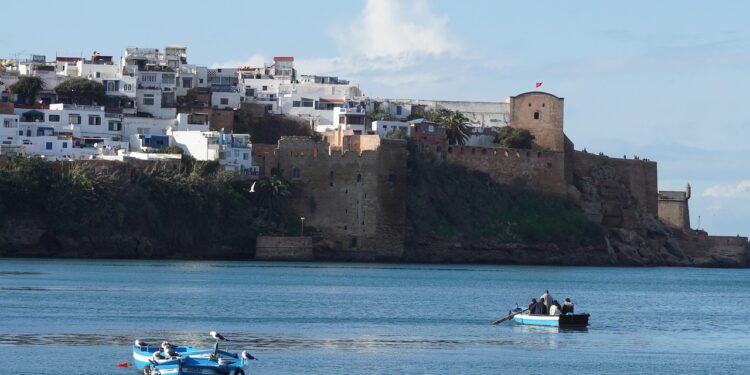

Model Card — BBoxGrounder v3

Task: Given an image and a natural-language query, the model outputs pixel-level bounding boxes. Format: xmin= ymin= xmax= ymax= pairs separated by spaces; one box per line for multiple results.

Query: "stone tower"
xmin=509 ymin=91 xmax=565 ymax=151
xmin=658 ymin=183 xmax=691 ymax=231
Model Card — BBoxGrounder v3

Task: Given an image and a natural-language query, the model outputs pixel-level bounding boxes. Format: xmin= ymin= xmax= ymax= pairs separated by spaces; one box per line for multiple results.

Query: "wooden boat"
xmin=511 ymin=311 xmax=589 ymax=327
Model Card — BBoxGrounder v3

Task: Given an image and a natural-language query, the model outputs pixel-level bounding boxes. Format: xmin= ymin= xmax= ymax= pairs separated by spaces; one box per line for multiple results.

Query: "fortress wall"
xmin=418 ymin=144 xmax=567 ymax=195
xmin=572 ymin=151 xmax=657 ymax=226
xmin=275 ymin=138 xmax=406 ymax=258
xmin=658 ymin=200 xmax=690 ymax=230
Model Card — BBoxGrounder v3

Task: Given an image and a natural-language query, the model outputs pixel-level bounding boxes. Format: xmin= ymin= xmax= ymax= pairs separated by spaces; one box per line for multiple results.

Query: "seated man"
xmin=561 ymin=298 xmax=575 ymax=314
xmin=527 ymin=298 xmax=538 ymax=314
xmin=532 ymin=297 xmax=548 ymax=315
xmin=549 ymin=300 xmax=562 ymax=315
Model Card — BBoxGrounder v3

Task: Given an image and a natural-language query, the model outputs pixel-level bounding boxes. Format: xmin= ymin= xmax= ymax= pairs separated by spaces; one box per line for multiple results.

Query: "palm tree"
xmin=9 ymin=76 xmax=44 ymax=105
xmin=425 ymin=109 xmax=471 ymax=145
xmin=256 ymin=172 xmax=291 ymax=213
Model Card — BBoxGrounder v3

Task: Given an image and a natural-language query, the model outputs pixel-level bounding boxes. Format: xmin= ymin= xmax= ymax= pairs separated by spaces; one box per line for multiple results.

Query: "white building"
xmin=372 ymin=120 xmax=410 ymax=138
xmin=170 ymin=130 xmax=258 ymax=176
xmin=326 ymin=105 xmax=367 ymax=134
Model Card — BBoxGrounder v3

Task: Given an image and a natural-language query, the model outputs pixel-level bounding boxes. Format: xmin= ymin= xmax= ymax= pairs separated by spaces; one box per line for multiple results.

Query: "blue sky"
xmin=1 ymin=0 xmax=747 ymax=235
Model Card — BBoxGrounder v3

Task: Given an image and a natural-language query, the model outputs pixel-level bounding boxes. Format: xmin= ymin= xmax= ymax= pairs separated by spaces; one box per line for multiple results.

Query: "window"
xmin=49 ymin=115 xmax=60 ymax=122
xmin=292 ymin=167 xmax=301 ymax=179
xmin=356 ymin=174 xmax=362 ymax=183
xmin=125 ymin=84 xmax=133 ymax=91
xmin=3 ymin=119 xmax=15 ymax=128
xmin=182 ymin=77 xmax=193 ymax=88
xmin=108 ymin=121 xmax=122 ymax=131
xmin=88 ymin=115 xmax=101 ymax=125
xmin=162 ymin=74 xmax=175 ymax=84
xmin=262 ymin=85 xmax=267 ymax=91
xmin=141 ymin=74 xmax=157 ymax=82
xmin=302 ymin=100 xmax=314 ymax=108
xmin=293 ymin=101 xmax=301 ymax=107
xmin=348 ymin=116 xmax=364 ymax=125
xmin=62 ymin=142 xmax=67 ymax=148
xmin=106 ymin=81 xmax=115 ymax=92
xmin=396 ymin=105 xmax=402 ymax=115
xmin=100 ymin=168 xmax=109 ymax=176
xmin=533 ymin=111 xmax=540 ymax=120
xmin=136 ymin=128 xmax=150 ymax=135
xmin=242 ymin=152 xmax=249 ymax=160
xmin=220 ymin=98 xmax=229 ymax=105
xmin=69 ymin=114 xmax=81 ymax=124
xmin=95 ymin=72 xmax=101 ymax=78
xmin=45 ymin=142 xmax=52 ymax=150
xmin=143 ymin=94 xmax=154 ymax=106
xmin=199 ymin=78 xmax=204 ymax=84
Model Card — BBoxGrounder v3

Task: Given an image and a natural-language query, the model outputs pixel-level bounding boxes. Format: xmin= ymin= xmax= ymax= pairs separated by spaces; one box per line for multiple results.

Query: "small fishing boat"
xmin=511 ymin=311 xmax=590 ymax=327
xmin=132 ymin=331 xmax=256 ymax=375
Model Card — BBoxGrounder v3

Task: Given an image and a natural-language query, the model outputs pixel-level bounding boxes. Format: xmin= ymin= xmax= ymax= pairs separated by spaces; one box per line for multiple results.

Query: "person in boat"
xmin=549 ymin=300 xmax=562 ymax=315
xmin=540 ymin=290 xmax=553 ymax=310
xmin=161 ymin=341 xmax=179 ymax=359
xmin=527 ymin=298 xmax=538 ymax=313
xmin=532 ymin=297 xmax=548 ymax=315
xmin=561 ymin=298 xmax=575 ymax=314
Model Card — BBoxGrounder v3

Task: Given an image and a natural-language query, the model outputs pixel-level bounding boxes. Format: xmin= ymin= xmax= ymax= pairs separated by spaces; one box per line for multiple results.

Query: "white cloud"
xmin=703 ymin=180 xmax=750 ymax=198
xmin=344 ymin=0 xmax=460 ymax=61
xmin=297 ymin=0 xmax=462 ymax=78
xmin=211 ymin=54 xmax=266 ymax=69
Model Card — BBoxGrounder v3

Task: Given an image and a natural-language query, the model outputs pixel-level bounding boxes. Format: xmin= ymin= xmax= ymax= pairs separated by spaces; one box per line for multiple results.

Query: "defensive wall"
xmin=256 ymin=137 xmax=407 ymax=259
xmin=571 ymin=151 xmax=657 ymax=227
xmin=417 ymin=143 xmax=568 ymax=196
xmin=255 ymin=236 xmax=314 ymax=261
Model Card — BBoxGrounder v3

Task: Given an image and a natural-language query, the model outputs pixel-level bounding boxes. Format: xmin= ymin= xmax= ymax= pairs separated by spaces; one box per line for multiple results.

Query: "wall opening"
xmin=533 ymin=111 xmax=541 ymax=120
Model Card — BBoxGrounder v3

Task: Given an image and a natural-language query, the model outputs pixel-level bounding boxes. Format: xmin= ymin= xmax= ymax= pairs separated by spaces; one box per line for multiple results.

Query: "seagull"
xmin=210 ymin=331 xmax=229 ymax=341
xmin=248 ymin=181 xmax=256 ymax=193
xmin=134 ymin=339 xmax=149 ymax=347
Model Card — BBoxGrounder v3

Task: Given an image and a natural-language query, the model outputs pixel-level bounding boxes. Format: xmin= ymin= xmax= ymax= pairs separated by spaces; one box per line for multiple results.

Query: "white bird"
xmin=248 ymin=181 xmax=256 ymax=193
xmin=210 ymin=331 xmax=229 ymax=341
xmin=134 ymin=339 xmax=149 ymax=347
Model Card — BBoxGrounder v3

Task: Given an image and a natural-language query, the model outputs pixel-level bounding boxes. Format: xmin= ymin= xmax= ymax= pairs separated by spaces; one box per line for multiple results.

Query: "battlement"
xmin=418 ymin=143 xmax=567 ymax=195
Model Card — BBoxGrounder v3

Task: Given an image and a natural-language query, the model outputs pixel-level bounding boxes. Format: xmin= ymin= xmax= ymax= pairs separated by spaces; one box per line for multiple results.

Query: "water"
xmin=1 ymin=259 xmax=748 ymax=374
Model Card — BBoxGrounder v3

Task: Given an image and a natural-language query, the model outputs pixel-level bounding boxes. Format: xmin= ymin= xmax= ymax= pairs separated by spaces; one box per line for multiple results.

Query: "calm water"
xmin=1 ymin=259 xmax=749 ymax=374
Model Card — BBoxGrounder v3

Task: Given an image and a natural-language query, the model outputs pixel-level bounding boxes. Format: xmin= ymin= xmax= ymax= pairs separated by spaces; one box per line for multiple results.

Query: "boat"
xmin=132 ymin=332 xmax=256 ymax=375
xmin=510 ymin=308 xmax=590 ymax=327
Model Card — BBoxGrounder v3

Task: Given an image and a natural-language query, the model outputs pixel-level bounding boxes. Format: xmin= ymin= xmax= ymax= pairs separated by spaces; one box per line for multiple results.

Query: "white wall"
xmin=372 ymin=120 xmax=410 ymax=137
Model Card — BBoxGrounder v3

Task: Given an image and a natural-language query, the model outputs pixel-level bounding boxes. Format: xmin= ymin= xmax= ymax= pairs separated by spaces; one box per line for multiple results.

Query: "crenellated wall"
xmin=571 ymin=151 xmax=658 ymax=227
xmin=417 ymin=143 xmax=568 ymax=195
xmin=268 ymin=137 xmax=407 ymax=259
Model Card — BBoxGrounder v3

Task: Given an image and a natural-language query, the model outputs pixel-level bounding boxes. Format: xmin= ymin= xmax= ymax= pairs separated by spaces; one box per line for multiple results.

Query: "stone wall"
xmin=255 ymin=236 xmax=313 ymax=261
xmin=571 ymin=151 xmax=658 ymax=227
xmin=418 ymin=144 xmax=567 ymax=195
xmin=678 ymin=234 xmax=749 ymax=267
xmin=273 ymin=138 xmax=407 ymax=259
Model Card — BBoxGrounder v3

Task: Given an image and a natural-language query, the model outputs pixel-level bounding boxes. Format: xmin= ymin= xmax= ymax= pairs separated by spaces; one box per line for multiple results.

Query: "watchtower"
xmin=509 ymin=92 xmax=565 ymax=152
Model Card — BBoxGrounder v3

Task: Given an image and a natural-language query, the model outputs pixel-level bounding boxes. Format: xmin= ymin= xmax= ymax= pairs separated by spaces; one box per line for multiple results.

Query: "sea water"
xmin=1 ymin=259 xmax=748 ymax=374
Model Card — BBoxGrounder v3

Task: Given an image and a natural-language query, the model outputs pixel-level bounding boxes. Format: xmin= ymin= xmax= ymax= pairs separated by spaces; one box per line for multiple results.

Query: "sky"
xmin=1 ymin=0 xmax=748 ymax=236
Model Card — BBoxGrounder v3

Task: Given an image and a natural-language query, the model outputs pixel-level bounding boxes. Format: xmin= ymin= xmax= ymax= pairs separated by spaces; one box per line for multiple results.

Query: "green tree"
xmin=424 ymin=108 xmax=471 ymax=145
xmin=9 ymin=76 xmax=44 ymax=105
xmin=255 ymin=172 xmax=291 ymax=213
xmin=494 ymin=127 xmax=535 ymax=149
xmin=55 ymin=78 xmax=106 ymax=105
xmin=385 ymin=128 xmax=407 ymax=140
xmin=366 ymin=106 xmax=395 ymax=122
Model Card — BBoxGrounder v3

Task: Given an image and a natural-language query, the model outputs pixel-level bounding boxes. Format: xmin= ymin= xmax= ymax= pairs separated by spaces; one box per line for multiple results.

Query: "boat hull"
xmin=512 ymin=313 xmax=589 ymax=327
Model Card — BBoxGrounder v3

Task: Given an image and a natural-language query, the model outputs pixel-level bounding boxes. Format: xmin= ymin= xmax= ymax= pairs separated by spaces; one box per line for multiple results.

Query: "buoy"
xmin=116 ymin=361 xmax=129 ymax=367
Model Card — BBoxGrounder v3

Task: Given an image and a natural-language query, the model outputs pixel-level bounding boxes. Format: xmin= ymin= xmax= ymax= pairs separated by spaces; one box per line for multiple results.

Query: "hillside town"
xmin=0 ymin=45 xmax=746 ymax=267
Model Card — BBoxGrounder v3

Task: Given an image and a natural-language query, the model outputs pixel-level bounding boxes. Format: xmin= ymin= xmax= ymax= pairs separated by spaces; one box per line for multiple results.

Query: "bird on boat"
xmin=134 ymin=339 xmax=149 ymax=347
xmin=210 ymin=331 xmax=229 ymax=341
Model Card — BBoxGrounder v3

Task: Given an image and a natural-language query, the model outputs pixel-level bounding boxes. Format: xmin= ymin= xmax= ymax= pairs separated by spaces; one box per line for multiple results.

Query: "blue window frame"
xmin=62 ymin=142 xmax=68 ymax=149
xmin=396 ymin=105 xmax=402 ymax=115
xmin=45 ymin=142 xmax=52 ymax=150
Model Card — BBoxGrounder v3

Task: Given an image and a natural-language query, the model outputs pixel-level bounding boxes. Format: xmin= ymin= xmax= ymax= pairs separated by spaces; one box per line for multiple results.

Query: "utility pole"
xmin=300 ymin=217 xmax=305 ymax=237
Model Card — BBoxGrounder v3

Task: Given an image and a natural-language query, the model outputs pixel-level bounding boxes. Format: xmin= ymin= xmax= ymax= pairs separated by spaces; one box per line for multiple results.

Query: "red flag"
xmin=535 ymin=82 xmax=543 ymax=88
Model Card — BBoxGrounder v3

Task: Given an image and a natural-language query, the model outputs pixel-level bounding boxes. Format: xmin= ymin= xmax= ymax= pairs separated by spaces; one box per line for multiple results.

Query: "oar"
xmin=492 ymin=309 xmax=528 ymax=325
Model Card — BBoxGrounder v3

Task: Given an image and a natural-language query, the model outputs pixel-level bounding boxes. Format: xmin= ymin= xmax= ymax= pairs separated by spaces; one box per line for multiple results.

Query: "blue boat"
xmin=511 ymin=311 xmax=589 ymax=327
xmin=132 ymin=332 xmax=256 ymax=375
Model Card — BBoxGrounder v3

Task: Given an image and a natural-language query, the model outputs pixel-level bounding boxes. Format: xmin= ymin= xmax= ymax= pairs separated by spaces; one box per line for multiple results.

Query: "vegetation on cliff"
xmin=54 ymin=78 xmax=106 ymax=105
xmin=234 ymin=106 xmax=320 ymax=144
xmin=0 ymin=156 xmax=297 ymax=257
xmin=406 ymin=151 xmax=604 ymax=247
xmin=494 ymin=127 xmax=535 ymax=149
